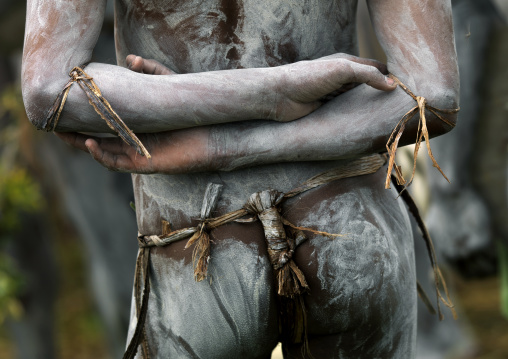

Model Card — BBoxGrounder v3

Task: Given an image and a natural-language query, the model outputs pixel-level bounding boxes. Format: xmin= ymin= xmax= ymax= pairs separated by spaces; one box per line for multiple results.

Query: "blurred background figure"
xmin=425 ymin=0 xmax=504 ymax=280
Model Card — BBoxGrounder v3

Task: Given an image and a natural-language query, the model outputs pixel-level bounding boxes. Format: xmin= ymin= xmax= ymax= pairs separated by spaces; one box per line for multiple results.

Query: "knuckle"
xmin=357 ymin=65 xmax=378 ymax=83
xmin=367 ymin=67 xmax=380 ymax=80
xmin=335 ymin=58 xmax=348 ymax=67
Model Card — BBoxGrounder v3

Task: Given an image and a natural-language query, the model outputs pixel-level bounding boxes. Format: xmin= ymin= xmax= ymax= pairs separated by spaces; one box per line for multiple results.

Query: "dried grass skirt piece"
xmin=244 ymin=190 xmax=309 ymax=347
xmin=185 ymin=183 xmax=223 ymax=281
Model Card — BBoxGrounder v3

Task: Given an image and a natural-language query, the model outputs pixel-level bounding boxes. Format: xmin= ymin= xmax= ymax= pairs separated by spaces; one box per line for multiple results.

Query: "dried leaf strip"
xmin=385 ymin=73 xmax=459 ymax=190
xmin=44 ymin=66 xmax=151 ymax=158
xmin=392 ymin=176 xmax=456 ymax=321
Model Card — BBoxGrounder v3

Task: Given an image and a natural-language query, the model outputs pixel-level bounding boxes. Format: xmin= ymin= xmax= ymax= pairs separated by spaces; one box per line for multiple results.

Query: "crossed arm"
xmin=22 ymin=0 xmax=458 ymax=174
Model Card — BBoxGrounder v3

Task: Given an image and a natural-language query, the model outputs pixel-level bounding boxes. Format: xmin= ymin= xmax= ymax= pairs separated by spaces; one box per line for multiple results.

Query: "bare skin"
xmin=22 ymin=0 xmax=459 ymax=357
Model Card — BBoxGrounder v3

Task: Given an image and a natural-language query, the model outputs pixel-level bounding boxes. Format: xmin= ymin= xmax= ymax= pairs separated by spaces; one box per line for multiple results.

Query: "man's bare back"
xmin=114 ymin=0 xmax=358 ymax=72
xmin=22 ymin=0 xmax=459 ymax=357
xmin=114 ymin=4 xmax=412 ymax=356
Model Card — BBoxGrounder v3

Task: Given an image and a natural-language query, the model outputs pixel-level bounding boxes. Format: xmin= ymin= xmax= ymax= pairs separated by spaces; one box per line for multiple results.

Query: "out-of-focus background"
xmin=0 ymin=1 xmax=507 ymax=358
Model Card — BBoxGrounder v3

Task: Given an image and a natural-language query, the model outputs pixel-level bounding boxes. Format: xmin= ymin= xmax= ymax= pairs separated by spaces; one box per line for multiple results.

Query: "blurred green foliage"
xmin=0 ymin=84 xmax=42 ymax=232
xmin=0 ymin=84 xmax=43 ymax=323
xmin=0 ymin=166 xmax=42 ymax=232
xmin=0 ymin=255 xmax=24 ymax=323
xmin=1 ymin=83 xmax=27 ymax=121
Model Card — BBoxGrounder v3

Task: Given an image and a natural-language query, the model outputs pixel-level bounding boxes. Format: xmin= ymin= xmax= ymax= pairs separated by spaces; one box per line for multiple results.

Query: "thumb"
xmin=343 ymin=61 xmax=397 ymax=92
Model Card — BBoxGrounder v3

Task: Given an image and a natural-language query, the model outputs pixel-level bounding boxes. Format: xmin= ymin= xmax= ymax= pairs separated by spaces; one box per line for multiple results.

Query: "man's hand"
xmin=273 ymin=53 xmax=396 ymax=121
xmin=55 ymin=128 xmax=211 ymax=174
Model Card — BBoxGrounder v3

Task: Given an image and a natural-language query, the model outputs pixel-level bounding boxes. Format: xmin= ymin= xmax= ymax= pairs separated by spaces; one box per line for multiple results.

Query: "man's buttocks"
xmin=114 ymin=0 xmax=359 ymax=72
xmin=132 ymin=165 xmax=416 ymax=356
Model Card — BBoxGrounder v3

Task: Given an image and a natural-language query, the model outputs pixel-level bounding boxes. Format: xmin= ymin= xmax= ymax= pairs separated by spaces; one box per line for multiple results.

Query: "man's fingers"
xmin=85 ymin=138 xmax=153 ymax=173
xmin=142 ymin=59 xmax=176 ymax=75
xmin=126 ymin=54 xmax=175 ymax=75
xmin=56 ymin=132 xmax=130 ymax=153
xmin=55 ymin=132 xmax=93 ymax=152
xmin=85 ymin=138 xmax=126 ymax=172
xmin=56 ymin=132 xmax=153 ymax=173
xmin=339 ymin=54 xmax=388 ymax=75
xmin=318 ymin=53 xmax=389 ymax=74
xmin=126 ymin=55 xmax=144 ymax=73
xmin=343 ymin=62 xmax=396 ymax=91
xmin=90 ymin=136 xmax=132 ymax=153
xmin=281 ymin=58 xmax=395 ymax=105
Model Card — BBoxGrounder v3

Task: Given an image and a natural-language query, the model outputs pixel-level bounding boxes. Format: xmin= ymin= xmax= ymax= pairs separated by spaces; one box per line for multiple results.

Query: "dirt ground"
xmin=454 ymin=276 xmax=508 ymax=359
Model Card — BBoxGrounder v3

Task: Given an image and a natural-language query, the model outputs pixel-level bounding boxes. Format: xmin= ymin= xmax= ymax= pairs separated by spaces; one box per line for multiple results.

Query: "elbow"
xmin=21 ymin=63 xmax=65 ymax=131
xmin=21 ymin=86 xmax=46 ymax=130
xmin=395 ymin=63 xmax=460 ymax=138
xmin=423 ymin=63 xmax=460 ymax=137
xmin=406 ymin=62 xmax=459 ymax=138
xmin=22 ymin=78 xmax=58 ymax=131
xmin=425 ymin=84 xmax=460 ymax=138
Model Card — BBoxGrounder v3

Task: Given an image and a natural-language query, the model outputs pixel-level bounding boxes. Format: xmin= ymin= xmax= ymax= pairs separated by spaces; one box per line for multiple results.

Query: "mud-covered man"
xmin=22 ymin=0 xmax=458 ymax=357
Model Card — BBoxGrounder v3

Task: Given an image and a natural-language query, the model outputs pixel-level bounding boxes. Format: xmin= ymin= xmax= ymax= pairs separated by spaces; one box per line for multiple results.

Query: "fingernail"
xmin=386 ymin=77 xmax=395 ymax=86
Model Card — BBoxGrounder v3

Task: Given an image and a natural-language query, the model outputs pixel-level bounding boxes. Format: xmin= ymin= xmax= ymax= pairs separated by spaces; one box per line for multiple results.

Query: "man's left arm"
xmin=212 ymin=0 xmax=459 ymax=170
xmin=61 ymin=0 xmax=458 ymax=174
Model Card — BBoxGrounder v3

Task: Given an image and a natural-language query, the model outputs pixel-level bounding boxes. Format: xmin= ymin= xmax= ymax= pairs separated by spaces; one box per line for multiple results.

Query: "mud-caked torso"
xmin=114 ymin=0 xmax=358 ymax=73
xmin=116 ymin=2 xmax=417 ymax=355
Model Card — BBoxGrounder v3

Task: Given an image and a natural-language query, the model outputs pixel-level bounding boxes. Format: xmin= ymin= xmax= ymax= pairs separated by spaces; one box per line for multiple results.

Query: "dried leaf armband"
xmin=385 ymin=74 xmax=459 ymax=190
xmin=44 ymin=66 xmax=151 ymax=158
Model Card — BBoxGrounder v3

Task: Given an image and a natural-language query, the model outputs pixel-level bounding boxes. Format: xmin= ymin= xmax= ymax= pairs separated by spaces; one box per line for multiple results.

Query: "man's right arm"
xmin=22 ymin=0 xmax=394 ymax=135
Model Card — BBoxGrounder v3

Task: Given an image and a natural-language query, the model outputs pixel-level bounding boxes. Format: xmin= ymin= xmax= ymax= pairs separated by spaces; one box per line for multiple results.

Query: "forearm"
xmin=22 ymin=2 xmax=398 ymax=136
xmin=23 ymin=54 xmax=396 ymax=134
xmin=211 ymin=80 xmax=456 ymax=171
xmin=23 ymin=61 xmax=278 ymax=133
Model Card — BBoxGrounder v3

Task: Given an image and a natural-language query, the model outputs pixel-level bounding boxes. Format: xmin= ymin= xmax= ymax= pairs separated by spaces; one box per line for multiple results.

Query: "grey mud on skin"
xmin=22 ymin=0 xmax=459 ymax=358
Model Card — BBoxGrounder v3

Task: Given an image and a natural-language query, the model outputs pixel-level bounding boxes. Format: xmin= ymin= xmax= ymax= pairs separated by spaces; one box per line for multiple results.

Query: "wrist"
xmin=207 ymin=124 xmax=236 ymax=172
xmin=264 ymin=67 xmax=284 ymax=121
xmin=208 ymin=122 xmax=274 ymax=172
